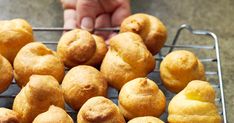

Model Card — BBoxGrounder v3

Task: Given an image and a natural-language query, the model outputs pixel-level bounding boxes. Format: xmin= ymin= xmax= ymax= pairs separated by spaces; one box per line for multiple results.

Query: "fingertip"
xmin=61 ymin=0 xmax=77 ymax=9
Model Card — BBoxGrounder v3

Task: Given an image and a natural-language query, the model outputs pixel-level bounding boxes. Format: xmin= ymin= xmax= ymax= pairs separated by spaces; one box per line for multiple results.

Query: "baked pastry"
xmin=0 ymin=54 xmax=13 ymax=93
xmin=100 ymin=32 xmax=155 ymax=90
xmin=13 ymin=42 xmax=65 ymax=87
xmin=77 ymin=96 xmax=125 ymax=123
xmin=84 ymin=35 xmax=108 ymax=66
xmin=57 ymin=29 xmax=107 ymax=68
xmin=120 ymin=13 xmax=167 ymax=55
xmin=128 ymin=116 xmax=164 ymax=123
xmin=168 ymin=80 xmax=221 ymax=123
xmin=13 ymin=75 xmax=65 ymax=123
xmin=33 ymin=105 xmax=73 ymax=123
xmin=118 ymin=78 xmax=166 ymax=120
xmin=0 ymin=19 xmax=33 ymax=63
xmin=61 ymin=65 xmax=107 ymax=110
xmin=160 ymin=50 xmax=205 ymax=93
xmin=0 ymin=108 xmax=21 ymax=123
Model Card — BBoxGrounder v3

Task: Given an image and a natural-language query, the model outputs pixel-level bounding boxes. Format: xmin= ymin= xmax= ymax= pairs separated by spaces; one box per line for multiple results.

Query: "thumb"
xmin=76 ymin=0 xmax=103 ymax=31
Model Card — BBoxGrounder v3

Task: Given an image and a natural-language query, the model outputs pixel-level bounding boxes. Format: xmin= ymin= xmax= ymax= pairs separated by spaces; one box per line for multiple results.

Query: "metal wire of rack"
xmin=0 ymin=24 xmax=227 ymax=123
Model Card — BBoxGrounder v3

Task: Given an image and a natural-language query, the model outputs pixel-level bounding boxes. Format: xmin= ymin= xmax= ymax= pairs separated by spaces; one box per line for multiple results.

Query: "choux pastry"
xmin=14 ymin=42 xmax=65 ymax=87
xmin=0 ymin=108 xmax=21 ymax=123
xmin=0 ymin=19 xmax=33 ymax=63
xmin=120 ymin=13 xmax=167 ymax=55
xmin=0 ymin=54 xmax=13 ymax=93
xmin=118 ymin=78 xmax=166 ymax=120
xmin=100 ymin=32 xmax=155 ymax=90
xmin=13 ymin=75 xmax=65 ymax=123
xmin=57 ymin=29 xmax=107 ymax=68
xmin=168 ymin=80 xmax=221 ymax=123
xmin=33 ymin=105 xmax=73 ymax=123
xmin=77 ymin=96 xmax=126 ymax=123
xmin=128 ymin=116 xmax=164 ymax=123
xmin=160 ymin=50 xmax=205 ymax=93
xmin=61 ymin=65 xmax=107 ymax=110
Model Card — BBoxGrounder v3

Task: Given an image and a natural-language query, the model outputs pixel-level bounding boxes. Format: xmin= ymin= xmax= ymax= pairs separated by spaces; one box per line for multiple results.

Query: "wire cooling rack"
xmin=0 ymin=24 xmax=227 ymax=123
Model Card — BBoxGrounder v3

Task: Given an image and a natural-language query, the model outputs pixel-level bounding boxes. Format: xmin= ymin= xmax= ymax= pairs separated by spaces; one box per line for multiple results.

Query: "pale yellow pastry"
xmin=57 ymin=29 xmax=107 ymax=68
xmin=160 ymin=50 xmax=205 ymax=93
xmin=100 ymin=32 xmax=155 ymax=90
xmin=13 ymin=75 xmax=65 ymax=123
xmin=61 ymin=65 xmax=107 ymax=111
xmin=118 ymin=78 xmax=166 ymax=120
xmin=120 ymin=13 xmax=167 ymax=55
xmin=0 ymin=19 xmax=33 ymax=63
xmin=168 ymin=80 xmax=221 ymax=123
xmin=128 ymin=116 xmax=164 ymax=123
xmin=13 ymin=42 xmax=65 ymax=87
xmin=0 ymin=54 xmax=13 ymax=93
xmin=77 ymin=96 xmax=125 ymax=123
xmin=33 ymin=105 xmax=73 ymax=123
xmin=0 ymin=108 xmax=21 ymax=123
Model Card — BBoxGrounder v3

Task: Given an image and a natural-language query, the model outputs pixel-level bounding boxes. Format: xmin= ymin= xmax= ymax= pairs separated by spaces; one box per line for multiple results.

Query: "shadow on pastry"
xmin=0 ymin=54 xmax=13 ymax=93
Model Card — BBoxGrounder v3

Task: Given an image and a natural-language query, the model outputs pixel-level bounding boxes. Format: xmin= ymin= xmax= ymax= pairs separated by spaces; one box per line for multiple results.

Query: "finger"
xmin=64 ymin=9 xmax=77 ymax=29
xmin=94 ymin=14 xmax=111 ymax=40
xmin=111 ymin=0 xmax=131 ymax=26
xmin=61 ymin=0 xmax=77 ymax=9
xmin=76 ymin=0 xmax=103 ymax=31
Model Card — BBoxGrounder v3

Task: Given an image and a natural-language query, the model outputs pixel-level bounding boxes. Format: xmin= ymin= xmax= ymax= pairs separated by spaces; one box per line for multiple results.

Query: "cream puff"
xmin=118 ymin=78 xmax=166 ymax=120
xmin=13 ymin=42 xmax=65 ymax=87
xmin=0 ymin=19 xmax=33 ymax=63
xmin=61 ymin=65 xmax=107 ymax=111
xmin=160 ymin=50 xmax=205 ymax=93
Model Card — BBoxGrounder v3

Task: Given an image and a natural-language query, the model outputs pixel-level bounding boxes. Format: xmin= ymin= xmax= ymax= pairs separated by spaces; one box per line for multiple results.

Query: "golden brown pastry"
xmin=77 ymin=96 xmax=125 ymax=123
xmin=128 ymin=116 xmax=164 ymax=123
xmin=13 ymin=42 xmax=65 ymax=87
xmin=33 ymin=105 xmax=73 ymax=123
xmin=57 ymin=29 xmax=107 ymax=68
xmin=168 ymin=80 xmax=221 ymax=123
xmin=61 ymin=65 xmax=107 ymax=111
xmin=13 ymin=75 xmax=65 ymax=123
xmin=120 ymin=13 xmax=167 ymax=55
xmin=118 ymin=78 xmax=166 ymax=120
xmin=0 ymin=54 xmax=13 ymax=93
xmin=160 ymin=50 xmax=205 ymax=93
xmin=0 ymin=108 xmax=21 ymax=123
xmin=0 ymin=19 xmax=33 ymax=63
xmin=100 ymin=32 xmax=155 ymax=90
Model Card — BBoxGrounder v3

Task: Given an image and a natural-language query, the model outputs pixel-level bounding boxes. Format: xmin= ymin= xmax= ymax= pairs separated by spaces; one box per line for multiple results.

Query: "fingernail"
xmin=81 ymin=17 xmax=94 ymax=32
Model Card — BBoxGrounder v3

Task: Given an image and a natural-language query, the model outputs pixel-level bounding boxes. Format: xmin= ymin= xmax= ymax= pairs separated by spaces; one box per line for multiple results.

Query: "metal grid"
xmin=0 ymin=24 xmax=227 ymax=123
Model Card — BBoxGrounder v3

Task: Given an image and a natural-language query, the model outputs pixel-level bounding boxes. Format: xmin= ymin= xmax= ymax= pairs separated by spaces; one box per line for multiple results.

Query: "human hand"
xmin=61 ymin=0 xmax=131 ymax=40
